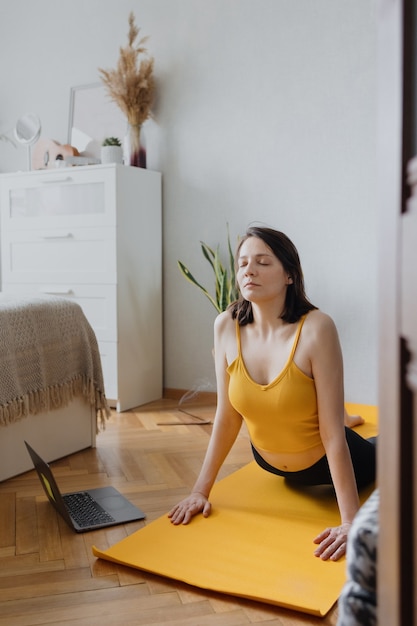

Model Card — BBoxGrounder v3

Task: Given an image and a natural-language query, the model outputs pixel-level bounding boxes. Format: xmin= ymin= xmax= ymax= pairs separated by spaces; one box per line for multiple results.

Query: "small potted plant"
xmin=101 ymin=136 xmax=123 ymax=164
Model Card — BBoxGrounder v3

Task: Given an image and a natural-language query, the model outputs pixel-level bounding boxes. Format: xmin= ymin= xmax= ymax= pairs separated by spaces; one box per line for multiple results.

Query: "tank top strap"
xmin=235 ymin=320 xmax=242 ymax=356
xmin=288 ymin=314 xmax=308 ymax=361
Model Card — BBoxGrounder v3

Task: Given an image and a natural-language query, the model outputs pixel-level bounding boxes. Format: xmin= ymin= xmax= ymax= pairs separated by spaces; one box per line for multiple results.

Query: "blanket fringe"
xmin=0 ymin=375 xmax=111 ymax=432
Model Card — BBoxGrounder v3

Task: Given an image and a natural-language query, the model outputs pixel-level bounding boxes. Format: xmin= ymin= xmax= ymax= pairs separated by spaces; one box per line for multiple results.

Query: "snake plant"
xmin=178 ymin=226 xmax=240 ymax=313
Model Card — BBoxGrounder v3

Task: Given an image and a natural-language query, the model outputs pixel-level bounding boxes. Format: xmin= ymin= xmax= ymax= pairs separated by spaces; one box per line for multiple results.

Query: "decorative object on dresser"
xmin=0 ymin=163 xmax=162 ymax=412
xmin=98 ymin=12 xmax=155 ymax=168
xmin=68 ymin=82 xmax=126 ymax=161
xmin=31 ymin=137 xmax=80 ymax=170
xmin=13 ymin=112 xmax=41 ymax=170
xmin=101 ymin=136 xmax=123 ymax=164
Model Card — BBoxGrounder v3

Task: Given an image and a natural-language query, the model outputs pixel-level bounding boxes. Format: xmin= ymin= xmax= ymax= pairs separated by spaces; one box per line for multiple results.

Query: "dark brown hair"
xmin=229 ymin=226 xmax=317 ymax=324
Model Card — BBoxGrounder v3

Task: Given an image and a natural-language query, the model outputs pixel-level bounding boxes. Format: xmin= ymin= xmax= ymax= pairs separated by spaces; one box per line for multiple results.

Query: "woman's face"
xmin=236 ymin=236 xmax=292 ymax=304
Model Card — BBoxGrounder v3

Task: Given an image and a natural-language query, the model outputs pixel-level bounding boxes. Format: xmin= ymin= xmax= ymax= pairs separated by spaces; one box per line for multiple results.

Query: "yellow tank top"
xmin=227 ymin=315 xmax=322 ymax=454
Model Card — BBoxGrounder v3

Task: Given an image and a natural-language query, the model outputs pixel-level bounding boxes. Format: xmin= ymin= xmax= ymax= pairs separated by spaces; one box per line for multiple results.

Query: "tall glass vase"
xmin=123 ymin=123 xmax=146 ymax=168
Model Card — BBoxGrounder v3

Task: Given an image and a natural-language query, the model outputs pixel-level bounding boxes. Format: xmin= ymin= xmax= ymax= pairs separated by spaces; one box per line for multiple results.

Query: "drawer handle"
xmin=40 ymin=176 xmax=73 ymax=184
xmin=41 ymin=233 xmax=74 ymax=240
xmin=40 ymin=289 xmax=74 ymax=295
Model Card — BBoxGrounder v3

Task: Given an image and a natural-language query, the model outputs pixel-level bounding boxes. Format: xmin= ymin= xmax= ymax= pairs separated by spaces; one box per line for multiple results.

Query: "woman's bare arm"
xmin=305 ymin=312 xmax=360 ymax=560
xmin=169 ymin=313 xmax=242 ymax=524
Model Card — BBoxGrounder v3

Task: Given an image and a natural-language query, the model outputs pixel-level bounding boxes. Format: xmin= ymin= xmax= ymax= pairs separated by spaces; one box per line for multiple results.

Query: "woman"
xmin=169 ymin=227 xmax=376 ymax=561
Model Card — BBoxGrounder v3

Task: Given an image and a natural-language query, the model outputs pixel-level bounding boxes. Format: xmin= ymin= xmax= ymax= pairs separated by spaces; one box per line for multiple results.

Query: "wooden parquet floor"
xmin=0 ymin=398 xmax=339 ymax=625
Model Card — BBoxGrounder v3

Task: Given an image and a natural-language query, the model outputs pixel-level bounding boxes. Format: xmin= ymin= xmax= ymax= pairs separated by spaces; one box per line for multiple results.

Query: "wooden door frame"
xmin=377 ymin=0 xmax=402 ymax=623
xmin=377 ymin=0 xmax=415 ymax=623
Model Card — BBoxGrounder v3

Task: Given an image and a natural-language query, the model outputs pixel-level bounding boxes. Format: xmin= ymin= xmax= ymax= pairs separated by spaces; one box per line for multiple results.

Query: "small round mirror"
xmin=14 ymin=113 xmax=41 ymax=146
xmin=14 ymin=113 xmax=41 ymax=170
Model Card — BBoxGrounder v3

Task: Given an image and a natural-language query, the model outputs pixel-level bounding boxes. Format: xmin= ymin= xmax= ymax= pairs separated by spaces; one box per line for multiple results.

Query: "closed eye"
xmin=238 ymin=254 xmax=273 ymax=267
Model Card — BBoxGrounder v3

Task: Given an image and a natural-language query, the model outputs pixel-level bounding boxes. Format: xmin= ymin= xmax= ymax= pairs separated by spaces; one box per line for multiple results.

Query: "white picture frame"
xmin=67 ymin=82 xmax=126 ymax=159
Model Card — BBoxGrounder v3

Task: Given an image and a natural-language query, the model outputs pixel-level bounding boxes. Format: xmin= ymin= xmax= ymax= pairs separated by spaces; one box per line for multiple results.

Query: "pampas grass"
xmin=99 ymin=12 xmax=155 ymax=127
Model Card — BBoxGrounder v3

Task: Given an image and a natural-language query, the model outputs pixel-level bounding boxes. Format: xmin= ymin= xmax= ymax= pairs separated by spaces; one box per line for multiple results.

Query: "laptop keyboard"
xmin=63 ymin=492 xmax=115 ymax=527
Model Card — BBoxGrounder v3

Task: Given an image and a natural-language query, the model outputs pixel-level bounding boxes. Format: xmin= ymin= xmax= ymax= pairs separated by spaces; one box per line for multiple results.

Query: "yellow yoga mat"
xmin=93 ymin=406 xmax=377 ymax=617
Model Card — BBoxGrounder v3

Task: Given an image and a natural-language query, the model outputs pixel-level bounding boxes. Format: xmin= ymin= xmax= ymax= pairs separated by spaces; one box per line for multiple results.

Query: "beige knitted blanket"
xmin=0 ymin=294 xmax=110 ymax=429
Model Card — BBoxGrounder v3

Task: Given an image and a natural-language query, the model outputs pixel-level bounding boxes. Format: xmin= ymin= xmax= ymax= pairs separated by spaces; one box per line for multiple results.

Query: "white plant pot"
xmin=101 ymin=145 xmax=123 ymax=164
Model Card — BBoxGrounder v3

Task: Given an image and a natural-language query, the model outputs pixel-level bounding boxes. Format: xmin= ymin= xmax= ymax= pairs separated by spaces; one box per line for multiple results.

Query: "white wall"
xmin=0 ymin=0 xmax=377 ymax=404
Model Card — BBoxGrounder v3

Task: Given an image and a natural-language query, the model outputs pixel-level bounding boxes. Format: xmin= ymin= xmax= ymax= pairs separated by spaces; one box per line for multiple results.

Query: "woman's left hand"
xmin=313 ymin=522 xmax=352 ymax=561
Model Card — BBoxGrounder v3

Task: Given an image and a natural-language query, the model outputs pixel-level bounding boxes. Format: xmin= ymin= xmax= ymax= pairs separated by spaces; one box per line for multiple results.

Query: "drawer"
xmin=0 ymin=166 xmax=117 ymax=229
xmin=1 ymin=283 xmax=118 ymax=342
xmin=1 ymin=227 xmax=117 ymax=284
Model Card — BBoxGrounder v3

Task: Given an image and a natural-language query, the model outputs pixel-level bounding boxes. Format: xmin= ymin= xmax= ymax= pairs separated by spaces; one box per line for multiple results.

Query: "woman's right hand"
xmin=168 ymin=492 xmax=211 ymax=525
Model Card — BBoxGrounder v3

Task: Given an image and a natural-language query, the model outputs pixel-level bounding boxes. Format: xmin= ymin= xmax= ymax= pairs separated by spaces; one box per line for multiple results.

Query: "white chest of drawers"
xmin=0 ymin=164 xmax=162 ymax=411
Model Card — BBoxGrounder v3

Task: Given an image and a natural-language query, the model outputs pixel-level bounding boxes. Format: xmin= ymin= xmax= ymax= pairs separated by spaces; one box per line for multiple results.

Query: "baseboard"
xmin=163 ymin=388 xmax=217 ymax=403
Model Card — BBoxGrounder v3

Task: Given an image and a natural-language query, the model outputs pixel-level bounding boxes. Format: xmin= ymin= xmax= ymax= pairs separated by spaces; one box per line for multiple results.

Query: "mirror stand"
xmin=14 ymin=113 xmax=41 ymax=170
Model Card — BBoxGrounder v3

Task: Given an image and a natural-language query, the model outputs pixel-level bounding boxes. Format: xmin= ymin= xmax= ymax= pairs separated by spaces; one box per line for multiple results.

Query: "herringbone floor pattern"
xmin=0 ymin=398 xmax=338 ymax=625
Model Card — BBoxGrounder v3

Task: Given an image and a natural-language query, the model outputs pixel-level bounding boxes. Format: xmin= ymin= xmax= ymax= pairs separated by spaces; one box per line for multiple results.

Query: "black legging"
xmin=251 ymin=427 xmax=376 ymax=490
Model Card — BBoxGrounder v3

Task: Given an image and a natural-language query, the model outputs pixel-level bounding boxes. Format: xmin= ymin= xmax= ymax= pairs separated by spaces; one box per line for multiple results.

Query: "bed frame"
xmin=0 ymin=294 xmax=109 ymax=482
xmin=0 ymin=397 xmax=96 ymax=482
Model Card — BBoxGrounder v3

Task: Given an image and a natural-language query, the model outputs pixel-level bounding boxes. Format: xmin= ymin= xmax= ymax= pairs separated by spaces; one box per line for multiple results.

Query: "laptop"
xmin=25 ymin=441 xmax=146 ymax=532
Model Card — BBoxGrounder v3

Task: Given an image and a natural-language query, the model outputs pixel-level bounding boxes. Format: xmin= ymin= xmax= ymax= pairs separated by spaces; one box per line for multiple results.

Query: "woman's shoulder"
xmin=214 ymin=310 xmax=235 ymax=333
xmin=214 ymin=310 xmax=238 ymax=361
xmin=302 ymin=309 xmax=338 ymax=339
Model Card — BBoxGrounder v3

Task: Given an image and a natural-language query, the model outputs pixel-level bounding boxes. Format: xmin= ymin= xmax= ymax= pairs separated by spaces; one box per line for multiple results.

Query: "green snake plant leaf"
xmin=227 ymin=225 xmax=237 ymax=297
xmin=218 ymin=269 xmax=230 ymax=313
xmin=178 ymin=224 xmax=240 ymax=313
xmin=200 ymin=242 xmax=216 ymax=271
xmin=177 ymin=260 xmax=221 ymax=312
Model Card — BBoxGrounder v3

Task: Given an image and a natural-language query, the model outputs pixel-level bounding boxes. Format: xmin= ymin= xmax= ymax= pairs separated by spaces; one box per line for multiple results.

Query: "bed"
xmin=0 ymin=294 xmax=110 ymax=482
